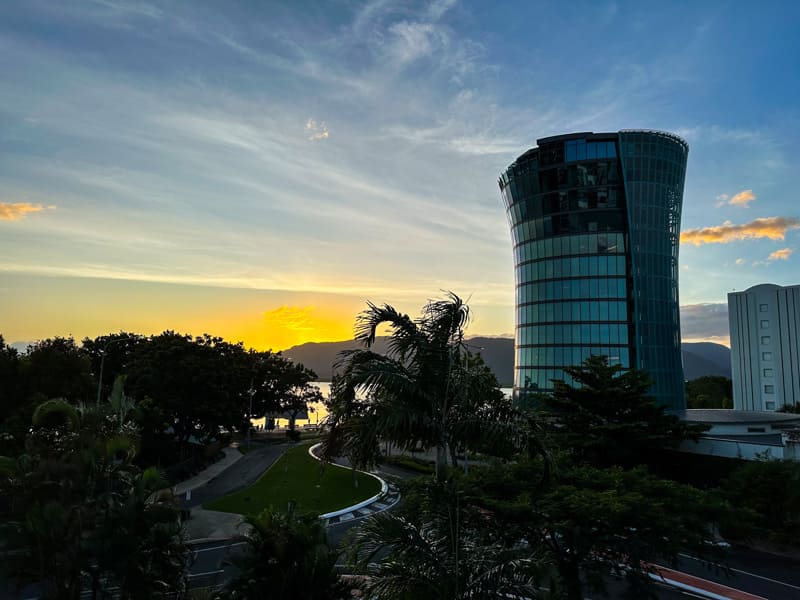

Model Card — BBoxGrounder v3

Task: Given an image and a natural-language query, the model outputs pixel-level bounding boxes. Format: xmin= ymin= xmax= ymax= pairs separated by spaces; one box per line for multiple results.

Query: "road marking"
xmin=188 ymin=569 xmax=225 ymax=578
xmin=679 ymin=553 xmax=800 ymax=592
xmin=192 ymin=541 xmax=247 ymax=553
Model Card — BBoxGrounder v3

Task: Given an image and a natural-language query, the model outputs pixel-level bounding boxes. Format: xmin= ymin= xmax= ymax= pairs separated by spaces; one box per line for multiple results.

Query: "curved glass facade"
xmin=499 ymin=130 xmax=688 ymax=410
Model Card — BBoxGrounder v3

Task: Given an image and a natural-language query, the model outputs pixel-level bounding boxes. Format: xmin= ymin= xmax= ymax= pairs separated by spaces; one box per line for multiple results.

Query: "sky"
xmin=1 ymin=0 xmax=799 ymax=351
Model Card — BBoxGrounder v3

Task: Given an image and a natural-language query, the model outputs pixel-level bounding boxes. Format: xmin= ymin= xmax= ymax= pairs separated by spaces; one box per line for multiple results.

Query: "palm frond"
xmin=354 ymin=303 xmax=421 ymax=362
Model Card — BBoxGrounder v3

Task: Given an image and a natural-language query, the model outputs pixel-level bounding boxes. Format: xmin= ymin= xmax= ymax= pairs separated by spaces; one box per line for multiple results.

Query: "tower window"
xmin=760 ymin=304 xmax=768 ymax=312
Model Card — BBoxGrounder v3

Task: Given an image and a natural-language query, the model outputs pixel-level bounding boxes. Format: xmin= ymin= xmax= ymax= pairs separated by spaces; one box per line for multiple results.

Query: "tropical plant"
xmin=0 ymin=395 xmax=187 ymax=599
xmin=322 ymin=292 xmax=530 ymax=480
xmin=347 ymin=479 xmax=546 ymax=599
xmin=218 ymin=505 xmax=348 ymax=600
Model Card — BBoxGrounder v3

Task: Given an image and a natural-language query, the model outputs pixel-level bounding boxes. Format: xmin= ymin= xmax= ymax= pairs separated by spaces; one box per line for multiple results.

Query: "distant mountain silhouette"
xmin=284 ymin=338 xmax=730 ymax=386
xmin=681 ymin=342 xmax=731 ymax=379
xmin=283 ymin=336 xmax=516 ymax=386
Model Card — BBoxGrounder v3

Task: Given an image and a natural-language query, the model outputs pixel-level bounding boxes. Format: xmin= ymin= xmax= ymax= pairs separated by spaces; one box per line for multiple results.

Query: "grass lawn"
xmin=205 ymin=443 xmax=382 ymax=516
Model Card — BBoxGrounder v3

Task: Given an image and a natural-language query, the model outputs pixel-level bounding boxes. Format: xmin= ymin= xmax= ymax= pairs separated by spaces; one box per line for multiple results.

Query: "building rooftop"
xmin=675 ymin=409 xmax=800 ymax=424
xmin=699 ymin=433 xmax=785 ymax=446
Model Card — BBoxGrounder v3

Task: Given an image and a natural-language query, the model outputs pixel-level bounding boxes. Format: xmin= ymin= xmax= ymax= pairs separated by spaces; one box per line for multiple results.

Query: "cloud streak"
xmin=680 ymin=303 xmax=730 ymax=343
xmin=265 ymin=305 xmax=315 ymax=332
xmin=768 ymin=247 xmax=793 ymax=261
xmin=680 ymin=216 xmax=800 ymax=245
xmin=0 ymin=203 xmax=55 ymax=221
xmin=728 ymin=189 xmax=756 ymax=207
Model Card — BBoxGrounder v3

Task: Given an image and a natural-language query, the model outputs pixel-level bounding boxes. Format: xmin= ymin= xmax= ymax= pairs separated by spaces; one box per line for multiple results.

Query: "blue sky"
xmin=1 ymin=0 xmax=798 ymax=349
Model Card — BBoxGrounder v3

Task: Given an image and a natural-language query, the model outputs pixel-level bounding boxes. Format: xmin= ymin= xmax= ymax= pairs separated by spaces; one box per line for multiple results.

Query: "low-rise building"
xmin=676 ymin=409 xmax=800 ymax=460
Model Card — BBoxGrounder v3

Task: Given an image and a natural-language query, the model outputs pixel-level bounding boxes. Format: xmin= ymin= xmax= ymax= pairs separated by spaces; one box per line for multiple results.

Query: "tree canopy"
xmin=535 ymin=356 xmax=707 ymax=468
xmin=322 ymin=292 xmax=530 ymax=480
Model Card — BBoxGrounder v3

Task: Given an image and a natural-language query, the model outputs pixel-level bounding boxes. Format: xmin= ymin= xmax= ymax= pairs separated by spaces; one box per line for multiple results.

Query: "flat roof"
xmin=675 ymin=409 xmax=800 ymax=424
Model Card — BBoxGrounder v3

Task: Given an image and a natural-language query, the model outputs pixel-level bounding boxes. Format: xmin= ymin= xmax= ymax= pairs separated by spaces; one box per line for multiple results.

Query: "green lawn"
xmin=205 ymin=443 xmax=382 ymax=516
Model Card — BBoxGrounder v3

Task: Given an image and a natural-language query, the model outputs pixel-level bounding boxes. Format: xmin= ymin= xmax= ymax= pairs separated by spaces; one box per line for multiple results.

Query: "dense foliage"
xmin=535 ymin=356 xmax=707 ymax=468
xmin=217 ymin=506 xmax=349 ymax=600
xmin=0 ymin=331 xmax=320 ymax=469
xmin=686 ymin=376 xmax=733 ymax=409
xmin=326 ymin=295 xmax=729 ymax=599
xmin=0 ymin=392 xmax=187 ymax=599
xmin=721 ymin=456 xmax=800 ymax=544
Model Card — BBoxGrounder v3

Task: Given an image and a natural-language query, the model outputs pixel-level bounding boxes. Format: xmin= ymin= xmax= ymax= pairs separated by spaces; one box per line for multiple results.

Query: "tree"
xmin=82 ymin=332 xmax=144 ymax=404
xmin=21 ymin=337 xmax=95 ymax=403
xmin=686 ymin=376 xmax=733 ymax=409
xmin=219 ymin=506 xmax=349 ymax=600
xmin=0 ymin=395 xmax=187 ymax=598
xmin=721 ymin=456 xmax=800 ymax=545
xmin=124 ymin=332 xmax=250 ymax=460
xmin=470 ymin=458 xmax=728 ymax=600
xmin=248 ymin=351 xmax=321 ymax=432
xmin=347 ymin=479 xmax=545 ymax=599
xmin=0 ymin=335 xmax=24 ymax=454
xmin=537 ymin=356 xmax=706 ymax=468
xmin=322 ymin=292 xmax=526 ymax=480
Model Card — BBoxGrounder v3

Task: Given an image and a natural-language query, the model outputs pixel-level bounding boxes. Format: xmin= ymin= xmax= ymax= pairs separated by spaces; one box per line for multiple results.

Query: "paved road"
xmin=184 ymin=442 xmax=291 ymax=508
xmin=669 ymin=548 xmax=800 ymax=599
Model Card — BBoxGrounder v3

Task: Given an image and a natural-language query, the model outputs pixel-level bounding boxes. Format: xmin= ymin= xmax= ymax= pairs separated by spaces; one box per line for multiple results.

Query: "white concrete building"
xmin=676 ymin=409 xmax=800 ymax=461
xmin=728 ymin=283 xmax=800 ymax=411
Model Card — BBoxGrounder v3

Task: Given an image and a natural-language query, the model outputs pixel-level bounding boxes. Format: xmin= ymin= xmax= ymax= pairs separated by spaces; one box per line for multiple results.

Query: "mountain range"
xmin=283 ymin=337 xmax=731 ymax=386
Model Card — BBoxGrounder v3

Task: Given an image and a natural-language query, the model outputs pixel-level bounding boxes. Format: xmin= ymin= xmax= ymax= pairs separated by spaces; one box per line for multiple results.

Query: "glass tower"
xmin=499 ymin=130 xmax=688 ymax=410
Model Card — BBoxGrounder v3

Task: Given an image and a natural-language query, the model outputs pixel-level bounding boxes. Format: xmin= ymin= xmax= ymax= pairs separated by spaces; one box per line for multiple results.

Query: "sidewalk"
xmin=173 ymin=446 xmax=243 ymax=497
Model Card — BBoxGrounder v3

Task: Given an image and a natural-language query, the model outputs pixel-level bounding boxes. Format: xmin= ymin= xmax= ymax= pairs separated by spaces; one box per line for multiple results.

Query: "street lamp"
xmin=95 ymin=335 xmax=137 ymax=405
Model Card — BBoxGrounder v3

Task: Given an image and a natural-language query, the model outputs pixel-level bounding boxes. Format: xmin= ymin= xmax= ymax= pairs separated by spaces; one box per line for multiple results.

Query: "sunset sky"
xmin=2 ymin=0 xmax=799 ymax=351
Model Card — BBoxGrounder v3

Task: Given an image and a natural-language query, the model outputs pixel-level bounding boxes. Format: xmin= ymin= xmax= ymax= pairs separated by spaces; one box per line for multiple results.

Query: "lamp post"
xmin=246 ymin=380 xmax=255 ymax=449
xmin=95 ymin=335 xmax=137 ymax=405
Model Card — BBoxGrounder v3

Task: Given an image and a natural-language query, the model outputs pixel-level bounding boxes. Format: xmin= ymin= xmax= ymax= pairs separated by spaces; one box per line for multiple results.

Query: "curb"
xmin=308 ymin=443 xmax=400 ymax=523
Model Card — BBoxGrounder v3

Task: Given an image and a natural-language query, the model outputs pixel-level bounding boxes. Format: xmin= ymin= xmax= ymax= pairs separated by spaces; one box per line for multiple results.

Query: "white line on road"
xmin=192 ymin=541 xmax=247 ymax=553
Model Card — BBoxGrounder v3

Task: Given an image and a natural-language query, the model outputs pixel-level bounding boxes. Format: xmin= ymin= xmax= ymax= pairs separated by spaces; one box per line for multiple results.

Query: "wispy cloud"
xmin=714 ymin=189 xmax=756 ymax=208
xmin=680 ymin=303 xmax=730 ymax=344
xmin=0 ymin=202 xmax=55 ymax=221
xmin=735 ymin=258 xmax=746 ymax=265
xmin=768 ymin=247 xmax=793 ymax=261
xmin=681 ymin=216 xmax=800 ymax=245
xmin=728 ymin=189 xmax=756 ymax=207
xmin=305 ymin=118 xmax=329 ymax=141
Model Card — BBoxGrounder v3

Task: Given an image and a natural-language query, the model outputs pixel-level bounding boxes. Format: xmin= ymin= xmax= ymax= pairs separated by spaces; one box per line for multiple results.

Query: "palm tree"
xmin=220 ymin=505 xmax=349 ymax=599
xmin=346 ymin=481 xmax=545 ymax=599
xmin=322 ymin=292 xmax=534 ymax=480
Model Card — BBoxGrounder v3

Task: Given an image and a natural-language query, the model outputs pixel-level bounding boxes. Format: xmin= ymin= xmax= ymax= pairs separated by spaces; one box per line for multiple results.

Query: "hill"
xmin=284 ymin=338 xmax=730 ymax=387
xmin=283 ymin=336 xmax=516 ymax=386
xmin=681 ymin=342 xmax=731 ymax=379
